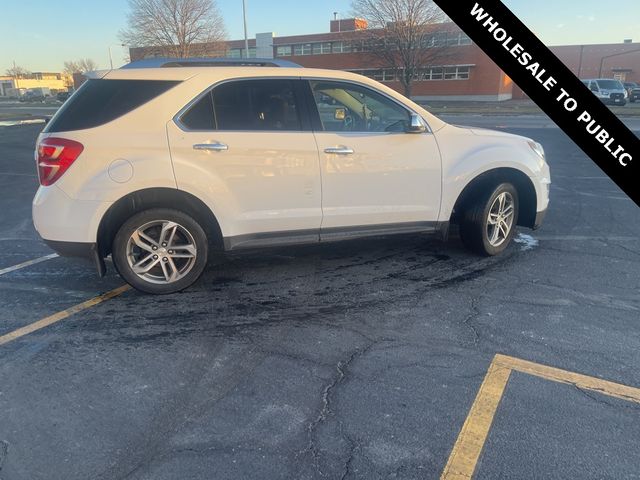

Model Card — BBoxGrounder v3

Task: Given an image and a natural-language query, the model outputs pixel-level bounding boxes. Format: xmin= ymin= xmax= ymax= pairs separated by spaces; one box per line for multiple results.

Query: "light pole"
xmin=109 ymin=44 xmax=126 ymax=69
xmin=242 ymin=0 xmax=249 ymax=58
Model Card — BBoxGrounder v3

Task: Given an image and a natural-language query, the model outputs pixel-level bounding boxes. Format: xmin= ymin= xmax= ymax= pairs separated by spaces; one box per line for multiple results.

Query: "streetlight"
xmin=109 ymin=44 xmax=127 ymax=69
xmin=242 ymin=0 xmax=249 ymax=58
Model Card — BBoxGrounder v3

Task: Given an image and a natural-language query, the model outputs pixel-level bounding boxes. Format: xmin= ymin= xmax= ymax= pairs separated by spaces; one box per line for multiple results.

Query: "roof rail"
xmin=121 ymin=57 xmax=302 ymax=69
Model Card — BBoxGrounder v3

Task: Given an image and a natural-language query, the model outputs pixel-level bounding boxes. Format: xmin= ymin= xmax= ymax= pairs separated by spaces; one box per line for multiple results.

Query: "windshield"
xmin=596 ymin=80 xmax=623 ymax=90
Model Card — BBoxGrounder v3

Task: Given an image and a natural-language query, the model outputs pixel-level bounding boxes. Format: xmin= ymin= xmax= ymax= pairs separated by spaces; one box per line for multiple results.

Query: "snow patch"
xmin=514 ymin=233 xmax=539 ymax=251
xmin=0 ymin=119 xmax=46 ymax=127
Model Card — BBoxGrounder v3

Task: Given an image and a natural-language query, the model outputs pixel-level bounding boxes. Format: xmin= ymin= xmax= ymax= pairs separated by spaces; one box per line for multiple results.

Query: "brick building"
xmin=129 ymin=18 xmax=640 ymax=102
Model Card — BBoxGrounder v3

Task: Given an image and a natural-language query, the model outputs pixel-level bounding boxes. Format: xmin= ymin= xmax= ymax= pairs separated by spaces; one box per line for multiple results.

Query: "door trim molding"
xmin=223 ymin=221 xmax=442 ymax=251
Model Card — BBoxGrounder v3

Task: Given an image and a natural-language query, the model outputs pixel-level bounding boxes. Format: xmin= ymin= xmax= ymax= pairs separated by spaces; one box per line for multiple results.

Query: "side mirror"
xmin=407 ymin=114 xmax=427 ymax=133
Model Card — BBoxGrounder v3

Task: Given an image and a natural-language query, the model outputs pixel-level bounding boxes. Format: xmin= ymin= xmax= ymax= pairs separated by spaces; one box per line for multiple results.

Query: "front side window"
xmin=179 ymin=79 xmax=302 ymax=132
xmin=310 ymin=81 xmax=410 ymax=133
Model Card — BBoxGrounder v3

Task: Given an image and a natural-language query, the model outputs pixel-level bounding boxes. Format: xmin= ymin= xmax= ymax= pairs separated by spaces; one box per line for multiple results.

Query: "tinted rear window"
xmin=45 ymin=79 xmax=180 ymax=132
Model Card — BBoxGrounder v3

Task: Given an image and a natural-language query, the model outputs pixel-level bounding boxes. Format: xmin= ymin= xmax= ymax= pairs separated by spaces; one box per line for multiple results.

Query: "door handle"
xmin=193 ymin=142 xmax=228 ymax=152
xmin=324 ymin=146 xmax=354 ymax=155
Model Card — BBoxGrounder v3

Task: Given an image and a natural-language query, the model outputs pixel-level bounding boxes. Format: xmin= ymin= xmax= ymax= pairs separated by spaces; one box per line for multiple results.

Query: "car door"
xmin=167 ymin=78 xmax=322 ymax=248
xmin=307 ymin=80 xmax=442 ymax=234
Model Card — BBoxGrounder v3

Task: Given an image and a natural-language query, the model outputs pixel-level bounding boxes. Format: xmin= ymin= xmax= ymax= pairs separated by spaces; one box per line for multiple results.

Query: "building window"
xmin=350 ymin=66 xmax=470 ymax=82
xmin=350 ymin=69 xmax=397 ymax=82
xmin=351 ymin=40 xmax=364 ymax=53
xmin=459 ymin=33 xmax=472 ymax=45
xmin=228 ymin=49 xmax=242 ymax=58
xmin=309 ymin=42 xmax=332 ymax=55
xmin=444 ymin=66 xmax=470 ymax=80
xmin=423 ymin=67 xmax=444 ymax=80
xmin=332 ymin=41 xmax=351 ymax=53
xmin=293 ymin=44 xmax=312 ymax=55
xmin=276 ymin=45 xmax=292 ymax=57
xmin=433 ymin=32 xmax=448 ymax=47
xmin=446 ymin=32 xmax=473 ymax=46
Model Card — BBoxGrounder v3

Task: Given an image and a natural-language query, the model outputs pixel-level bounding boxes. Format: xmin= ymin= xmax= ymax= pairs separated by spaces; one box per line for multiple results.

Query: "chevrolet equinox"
xmin=32 ymin=58 xmax=550 ymax=294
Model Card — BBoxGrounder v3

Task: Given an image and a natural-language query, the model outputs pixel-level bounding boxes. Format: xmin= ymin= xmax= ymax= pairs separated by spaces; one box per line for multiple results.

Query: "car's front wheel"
xmin=459 ymin=183 xmax=519 ymax=256
xmin=112 ymin=209 xmax=208 ymax=294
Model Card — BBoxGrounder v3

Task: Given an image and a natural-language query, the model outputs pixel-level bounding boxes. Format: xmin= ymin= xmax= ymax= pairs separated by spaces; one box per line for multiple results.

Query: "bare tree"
xmin=5 ymin=65 xmax=30 ymax=77
xmin=63 ymin=58 xmax=98 ymax=75
xmin=352 ymin=0 xmax=451 ymax=97
xmin=120 ymin=0 xmax=228 ymax=58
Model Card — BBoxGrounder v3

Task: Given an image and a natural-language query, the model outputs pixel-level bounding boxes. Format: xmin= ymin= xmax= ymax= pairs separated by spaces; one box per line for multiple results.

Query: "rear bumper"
xmin=32 ymin=185 xmax=111 ymax=244
xmin=43 ymin=239 xmax=96 ymax=258
xmin=43 ymin=239 xmax=106 ymax=277
xmin=533 ymin=209 xmax=547 ymax=230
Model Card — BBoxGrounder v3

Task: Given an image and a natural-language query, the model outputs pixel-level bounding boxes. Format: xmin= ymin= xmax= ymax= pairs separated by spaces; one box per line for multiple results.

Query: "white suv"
xmin=33 ymin=58 xmax=550 ymax=294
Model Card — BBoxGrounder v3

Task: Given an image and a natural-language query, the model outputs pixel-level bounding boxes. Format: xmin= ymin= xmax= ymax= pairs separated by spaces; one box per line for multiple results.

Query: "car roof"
xmin=88 ymin=64 xmax=447 ymax=131
xmin=98 ymin=66 xmax=375 ymax=82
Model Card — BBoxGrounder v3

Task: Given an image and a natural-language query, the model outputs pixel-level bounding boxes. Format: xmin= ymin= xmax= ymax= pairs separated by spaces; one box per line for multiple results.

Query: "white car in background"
xmin=32 ymin=58 xmax=550 ymax=294
xmin=582 ymin=78 xmax=628 ymax=106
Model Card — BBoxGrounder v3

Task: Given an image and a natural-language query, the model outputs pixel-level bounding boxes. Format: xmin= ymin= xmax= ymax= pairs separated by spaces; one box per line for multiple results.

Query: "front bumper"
xmin=533 ymin=209 xmax=547 ymax=230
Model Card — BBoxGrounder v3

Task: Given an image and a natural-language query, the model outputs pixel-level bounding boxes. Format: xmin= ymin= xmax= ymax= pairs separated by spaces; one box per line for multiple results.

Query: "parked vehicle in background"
xmin=56 ymin=91 xmax=72 ymax=102
xmin=32 ymin=58 xmax=550 ymax=294
xmin=625 ymin=82 xmax=640 ymax=103
xmin=623 ymin=82 xmax=637 ymax=98
xmin=19 ymin=87 xmax=50 ymax=103
xmin=581 ymin=79 xmax=628 ymax=106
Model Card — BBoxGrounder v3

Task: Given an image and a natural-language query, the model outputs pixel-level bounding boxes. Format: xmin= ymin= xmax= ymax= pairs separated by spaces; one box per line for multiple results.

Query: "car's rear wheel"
xmin=459 ymin=183 xmax=519 ymax=256
xmin=112 ymin=209 xmax=208 ymax=294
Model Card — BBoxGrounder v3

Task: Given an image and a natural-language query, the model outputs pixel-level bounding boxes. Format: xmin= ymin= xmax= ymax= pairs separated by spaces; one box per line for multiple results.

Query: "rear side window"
xmin=180 ymin=91 xmax=215 ymax=130
xmin=45 ymin=79 xmax=180 ymax=132
xmin=178 ymin=79 xmax=302 ymax=131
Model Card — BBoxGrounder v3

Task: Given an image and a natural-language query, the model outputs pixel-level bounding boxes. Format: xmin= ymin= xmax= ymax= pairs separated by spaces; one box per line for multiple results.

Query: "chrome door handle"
xmin=193 ymin=142 xmax=228 ymax=152
xmin=324 ymin=146 xmax=354 ymax=155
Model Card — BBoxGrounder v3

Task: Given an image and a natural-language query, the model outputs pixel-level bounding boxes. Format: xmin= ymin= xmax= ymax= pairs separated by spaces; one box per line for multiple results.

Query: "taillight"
xmin=36 ymin=137 xmax=84 ymax=186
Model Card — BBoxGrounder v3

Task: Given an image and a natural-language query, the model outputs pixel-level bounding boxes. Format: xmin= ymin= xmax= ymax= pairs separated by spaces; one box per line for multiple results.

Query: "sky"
xmin=1 ymin=0 xmax=638 ymax=73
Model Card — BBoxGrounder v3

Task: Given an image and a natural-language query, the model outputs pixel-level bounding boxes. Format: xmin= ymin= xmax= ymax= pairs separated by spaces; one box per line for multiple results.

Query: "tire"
xmin=112 ymin=208 xmax=209 ymax=294
xmin=459 ymin=182 xmax=519 ymax=256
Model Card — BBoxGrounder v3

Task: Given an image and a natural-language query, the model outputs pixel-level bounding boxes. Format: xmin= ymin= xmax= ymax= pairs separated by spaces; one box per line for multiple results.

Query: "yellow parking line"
xmin=440 ymin=360 xmax=511 ymax=480
xmin=441 ymin=354 xmax=640 ymax=479
xmin=495 ymin=354 xmax=640 ymax=404
xmin=0 ymin=253 xmax=59 ymax=276
xmin=0 ymin=285 xmax=131 ymax=346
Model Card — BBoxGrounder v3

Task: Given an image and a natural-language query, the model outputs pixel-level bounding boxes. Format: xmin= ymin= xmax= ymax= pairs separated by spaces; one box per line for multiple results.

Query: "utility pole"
xmin=242 ymin=0 xmax=249 ymax=58
xmin=13 ymin=60 xmax=19 ymax=93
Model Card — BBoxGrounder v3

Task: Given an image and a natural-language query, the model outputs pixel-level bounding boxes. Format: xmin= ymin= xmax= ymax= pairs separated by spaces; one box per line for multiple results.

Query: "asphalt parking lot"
xmin=0 ymin=118 xmax=639 ymax=479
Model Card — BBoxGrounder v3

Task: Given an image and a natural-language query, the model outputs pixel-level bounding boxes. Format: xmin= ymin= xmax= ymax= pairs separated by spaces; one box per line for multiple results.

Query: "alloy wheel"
xmin=486 ymin=192 xmax=515 ymax=247
xmin=126 ymin=220 xmax=198 ymax=284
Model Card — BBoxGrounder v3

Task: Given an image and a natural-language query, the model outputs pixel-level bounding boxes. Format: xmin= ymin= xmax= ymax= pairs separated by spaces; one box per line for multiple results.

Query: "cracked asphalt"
xmin=0 ymin=119 xmax=638 ymax=479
